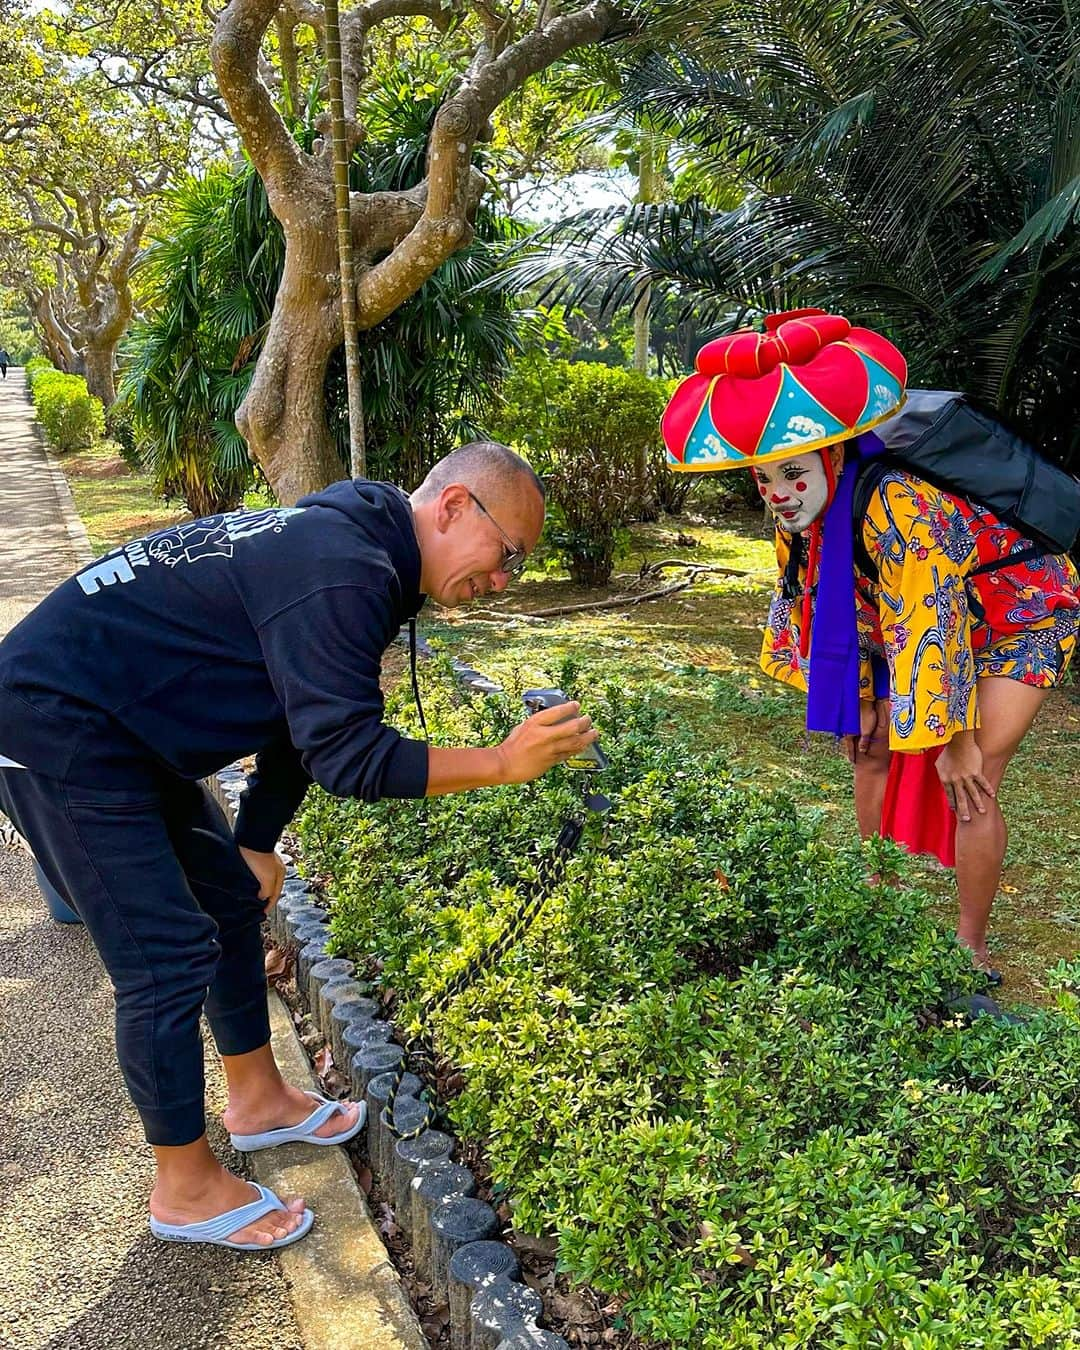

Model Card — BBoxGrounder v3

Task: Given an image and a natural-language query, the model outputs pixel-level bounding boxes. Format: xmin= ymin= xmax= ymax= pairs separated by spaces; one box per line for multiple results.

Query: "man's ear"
xmin=435 ymin=483 xmax=470 ymax=533
xmin=828 ymin=443 xmax=846 ymax=476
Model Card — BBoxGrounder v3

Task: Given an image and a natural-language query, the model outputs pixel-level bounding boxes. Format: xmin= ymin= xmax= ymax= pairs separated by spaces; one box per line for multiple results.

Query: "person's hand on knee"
xmin=239 ymin=846 xmax=286 ymax=911
xmin=841 ymin=698 xmax=887 ymax=764
xmin=935 ymin=731 xmax=995 ymax=823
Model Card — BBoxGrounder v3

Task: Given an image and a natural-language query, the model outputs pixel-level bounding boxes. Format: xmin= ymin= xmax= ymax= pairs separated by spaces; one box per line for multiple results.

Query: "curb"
xmin=210 ymin=770 xmax=425 ymax=1350
xmin=212 ymin=766 xmax=573 ymax=1350
xmin=256 ymin=988 xmax=427 ymax=1350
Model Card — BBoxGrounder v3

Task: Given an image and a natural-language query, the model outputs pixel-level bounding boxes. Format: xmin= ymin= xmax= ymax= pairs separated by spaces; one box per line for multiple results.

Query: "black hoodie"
xmin=0 ymin=480 xmax=429 ymax=848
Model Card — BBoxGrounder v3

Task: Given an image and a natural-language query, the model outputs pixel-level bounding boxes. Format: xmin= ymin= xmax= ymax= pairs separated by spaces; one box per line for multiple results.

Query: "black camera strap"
xmin=384 ymin=785 xmax=611 ymax=1140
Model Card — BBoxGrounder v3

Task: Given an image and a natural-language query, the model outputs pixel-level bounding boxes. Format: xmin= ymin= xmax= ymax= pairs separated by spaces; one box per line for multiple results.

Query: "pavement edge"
xmin=251 ymin=989 xmax=427 ymax=1350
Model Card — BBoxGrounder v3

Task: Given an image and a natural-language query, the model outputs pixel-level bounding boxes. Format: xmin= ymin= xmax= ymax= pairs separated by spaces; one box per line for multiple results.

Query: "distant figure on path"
xmin=0 ymin=350 xmax=9 ymax=379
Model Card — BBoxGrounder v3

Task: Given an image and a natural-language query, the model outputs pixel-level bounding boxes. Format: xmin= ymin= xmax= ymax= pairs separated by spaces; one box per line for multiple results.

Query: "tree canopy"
xmin=508 ymin=0 xmax=1080 ymax=472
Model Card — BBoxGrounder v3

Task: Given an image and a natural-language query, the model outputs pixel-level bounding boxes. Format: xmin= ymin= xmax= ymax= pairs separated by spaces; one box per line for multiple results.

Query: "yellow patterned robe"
xmin=760 ymin=470 xmax=1080 ymax=750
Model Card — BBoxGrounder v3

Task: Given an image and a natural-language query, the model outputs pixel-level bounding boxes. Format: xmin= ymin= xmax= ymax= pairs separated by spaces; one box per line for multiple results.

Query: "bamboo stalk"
xmin=324 ymin=0 xmax=366 ymax=478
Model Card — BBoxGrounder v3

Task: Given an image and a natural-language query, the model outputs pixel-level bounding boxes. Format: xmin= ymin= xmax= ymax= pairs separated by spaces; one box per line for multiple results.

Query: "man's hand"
xmin=494 ymin=701 xmax=598 ymax=784
xmin=935 ymin=731 xmax=995 ymax=822
xmin=239 ymin=846 xmax=287 ymax=912
xmin=841 ymin=697 xmax=889 ymax=765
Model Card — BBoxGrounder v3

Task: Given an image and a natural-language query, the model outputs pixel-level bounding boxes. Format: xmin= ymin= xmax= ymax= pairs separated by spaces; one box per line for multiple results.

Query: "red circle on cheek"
xmin=795 ymin=481 xmax=807 ymax=493
xmin=758 ymin=484 xmax=767 ymax=497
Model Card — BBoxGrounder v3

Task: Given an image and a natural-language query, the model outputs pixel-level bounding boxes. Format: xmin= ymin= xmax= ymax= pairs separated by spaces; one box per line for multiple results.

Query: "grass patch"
xmin=58 ymin=443 xmax=275 ymax=556
xmin=60 ymin=441 xmax=187 ymax=555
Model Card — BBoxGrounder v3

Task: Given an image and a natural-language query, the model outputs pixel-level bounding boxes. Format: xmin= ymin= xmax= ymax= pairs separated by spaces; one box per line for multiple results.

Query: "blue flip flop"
xmin=149 ymin=1183 xmax=314 ymax=1251
xmin=229 ymin=1091 xmax=367 ymax=1153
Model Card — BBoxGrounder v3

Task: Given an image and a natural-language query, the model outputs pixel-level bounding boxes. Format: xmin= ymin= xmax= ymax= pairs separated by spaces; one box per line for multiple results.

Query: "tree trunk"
xmin=83 ymin=341 xmax=117 ymax=406
xmin=236 ymin=231 xmax=345 ymax=504
xmin=33 ymin=293 xmax=80 ymax=374
xmin=633 ymin=288 xmax=651 ymax=375
xmin=633 ymin=133 xmax=659 ymax=515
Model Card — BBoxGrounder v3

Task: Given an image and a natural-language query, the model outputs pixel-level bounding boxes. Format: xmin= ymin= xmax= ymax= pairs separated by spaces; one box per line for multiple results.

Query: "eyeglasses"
xmin=467 ymin=490 xmax=528 ymax=577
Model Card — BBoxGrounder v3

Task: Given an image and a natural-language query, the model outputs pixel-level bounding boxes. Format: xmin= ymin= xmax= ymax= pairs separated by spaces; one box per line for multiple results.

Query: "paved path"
xmin=0 ymin=372 xmax=305 ymax=1350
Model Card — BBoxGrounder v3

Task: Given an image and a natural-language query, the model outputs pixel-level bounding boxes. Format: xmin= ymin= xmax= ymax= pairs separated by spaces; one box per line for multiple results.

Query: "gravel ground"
xmin=0 ymin=376 xmax=305 ymax=1350
xmin=0 ymin=830 xmax=306 ymax=1350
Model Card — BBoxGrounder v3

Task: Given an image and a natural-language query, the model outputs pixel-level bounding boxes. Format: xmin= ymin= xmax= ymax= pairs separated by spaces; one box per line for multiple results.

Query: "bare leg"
xmin=846 ymin=697 xmax=893 ymax=840
xmin=853 ymin=734 xmax=891 ymax=840
xmin=220 ymin=1042 xmax=361 ymax=1141
xmin=953 ymin=677 xmax=1050 ymax=968
xmin=149 ymin=1046 xmax=360 ymax=1245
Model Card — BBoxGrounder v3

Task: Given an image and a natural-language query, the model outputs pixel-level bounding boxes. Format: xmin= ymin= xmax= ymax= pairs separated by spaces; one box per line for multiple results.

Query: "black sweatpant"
xmin=0 ymin=766 xmax=270 ymax=1145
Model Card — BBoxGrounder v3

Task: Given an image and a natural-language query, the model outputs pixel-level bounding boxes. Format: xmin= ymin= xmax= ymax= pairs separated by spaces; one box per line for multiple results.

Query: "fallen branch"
xmin=636 ymin=558 xmax=753 ymax=579
xmin=442 ymin=611 xmax=548 ymax=626
xmin=453 ymin=560 xmax=760 ymax=622
xmin=526 ymin=577 xmax=695 ymax=618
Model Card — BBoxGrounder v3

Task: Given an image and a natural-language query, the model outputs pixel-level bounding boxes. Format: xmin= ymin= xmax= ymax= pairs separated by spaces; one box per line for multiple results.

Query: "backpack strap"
xmin=851 ymin=461 xmax=1047 ymax=582
xmin=851 ymin=459 xmax=891 ymax=582
xmin=781 ymin=532 xmax=805 ymax=598
xmin=970 ymin=545 xmax=1046 ymax=577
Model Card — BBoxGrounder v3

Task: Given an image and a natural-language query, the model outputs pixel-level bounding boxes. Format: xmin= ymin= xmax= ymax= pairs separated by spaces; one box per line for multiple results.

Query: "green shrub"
xmin=104 ymin=401 xmax=140 ymax=469
xmin=24 ymin=355 xmax=55 ymax=387
xmin=649 ymin=445 xmax=698 ymax=516
xmin=296 ymin=658 xmax=1080 ymax=1348
xmin=492 ymin=358 xmax=673 ymax=585
xmin=29 ymin=367 xmax=104 ymax=451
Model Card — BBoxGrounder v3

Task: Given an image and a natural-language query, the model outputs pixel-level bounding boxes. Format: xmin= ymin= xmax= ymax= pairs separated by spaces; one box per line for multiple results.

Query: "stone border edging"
xmin=211 ymin=765 xmax=572 ymax=1350
xmin=257 ymin=988 xmax=428 ymax=1350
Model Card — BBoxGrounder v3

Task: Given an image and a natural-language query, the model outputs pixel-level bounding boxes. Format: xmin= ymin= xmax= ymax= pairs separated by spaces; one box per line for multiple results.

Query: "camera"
xmin=522 ymin=688 xmax=609 ymax=772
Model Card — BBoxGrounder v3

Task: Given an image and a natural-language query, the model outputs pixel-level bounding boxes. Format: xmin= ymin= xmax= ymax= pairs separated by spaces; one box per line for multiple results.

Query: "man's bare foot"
xmin=222 ymin=1082 xmax=361 ymax=1142
xmin=150 ymin=1166 xmax=307 ymax=1246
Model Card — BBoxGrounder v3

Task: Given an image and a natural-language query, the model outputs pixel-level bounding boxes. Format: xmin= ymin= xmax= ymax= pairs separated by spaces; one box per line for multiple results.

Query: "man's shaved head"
xmin=409 ymin=441 xmax=546 ymax=608
xmin=411 ymin=442 xmax=544 ymax=512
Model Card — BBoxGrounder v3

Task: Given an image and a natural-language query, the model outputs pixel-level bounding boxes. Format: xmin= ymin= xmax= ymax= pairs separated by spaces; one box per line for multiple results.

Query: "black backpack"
xmin=851 ymin=390 xmax=1080 ymax=580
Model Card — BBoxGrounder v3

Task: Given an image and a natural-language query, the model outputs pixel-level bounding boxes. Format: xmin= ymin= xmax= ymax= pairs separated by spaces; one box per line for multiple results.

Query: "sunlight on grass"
xmin=60 ymin=441 xmax=188 ymax=555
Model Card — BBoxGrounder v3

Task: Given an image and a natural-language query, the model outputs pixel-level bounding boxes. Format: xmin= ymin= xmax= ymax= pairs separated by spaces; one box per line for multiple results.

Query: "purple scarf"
xmin=804 ymin=432 xmax=885 ymax=738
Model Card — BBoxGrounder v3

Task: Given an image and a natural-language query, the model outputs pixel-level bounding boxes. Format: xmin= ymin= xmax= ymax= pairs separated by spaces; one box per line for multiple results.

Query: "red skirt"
xmin=880 ymin=747 xmax=956 ymax=868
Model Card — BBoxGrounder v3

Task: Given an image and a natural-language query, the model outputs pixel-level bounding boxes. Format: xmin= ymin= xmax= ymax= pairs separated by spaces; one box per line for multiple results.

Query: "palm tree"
xmin=119 ymin=168 xmax=268 ymax=516
xmin=505 ymin=0 xmax=1080 ymax=471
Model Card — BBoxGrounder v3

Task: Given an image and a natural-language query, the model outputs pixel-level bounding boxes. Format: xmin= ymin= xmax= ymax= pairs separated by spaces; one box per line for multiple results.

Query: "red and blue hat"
xmin=661 ymin=309 xmax=907 ymax=471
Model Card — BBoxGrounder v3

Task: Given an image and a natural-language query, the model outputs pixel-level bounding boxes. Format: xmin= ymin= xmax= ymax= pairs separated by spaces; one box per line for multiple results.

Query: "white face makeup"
xmin=751 ymin=453 xmax=830 ymax=534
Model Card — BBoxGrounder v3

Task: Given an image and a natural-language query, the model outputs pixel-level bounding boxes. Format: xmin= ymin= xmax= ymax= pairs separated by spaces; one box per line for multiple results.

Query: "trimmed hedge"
xmin=491 ymin=359 xmax=676 ymax=585
xmin=296 ymin=659 xmax=1080 ymax=1349
xmin=27 ymin=361 xmax=104 ymax=451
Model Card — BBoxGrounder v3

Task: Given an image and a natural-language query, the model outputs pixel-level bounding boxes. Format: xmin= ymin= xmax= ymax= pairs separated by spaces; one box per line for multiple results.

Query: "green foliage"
xmin=510 ymin=1 xmax=1080 ymax=475
xmin=296 ymin=658 xmax=1080 ymax=1349
xmin=0 ymin=306 xmax=36 ymax=364
xmin=24 ymin=356 xmax=52 ymax=383
xmin=121 ymin=60 xmax=523 ymax=501
xmin=492 ymin=357 xmax=674 ymax=584
xmin=28 ymin=364 xmax=104 ymax=451
xmin=103 ymin=401 xmax=139 ymax=469
xmin=332 ymin=55 xmax=526 ymax=487
xmin=530 ymin=302 xmax=636 ymax=368
xmin=119 ymin=167 xmax=268 ymax=516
